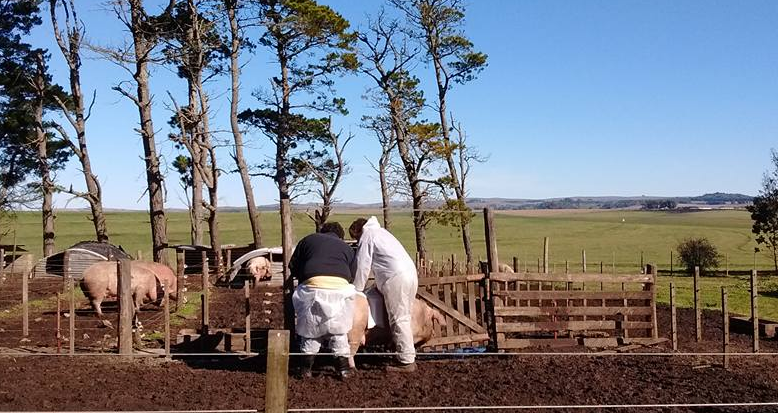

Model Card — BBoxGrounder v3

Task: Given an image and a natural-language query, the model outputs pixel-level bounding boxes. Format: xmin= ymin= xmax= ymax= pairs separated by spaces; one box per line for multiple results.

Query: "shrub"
xmin=676 ymin=237 xmax=721 ymax=276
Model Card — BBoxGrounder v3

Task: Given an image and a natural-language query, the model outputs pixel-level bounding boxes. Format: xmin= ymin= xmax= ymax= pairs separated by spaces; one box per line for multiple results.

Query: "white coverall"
xmin=292 ymin=284 xmax=355 ymax=357
xmin=353 ymin=216 xmax=418 ymax=364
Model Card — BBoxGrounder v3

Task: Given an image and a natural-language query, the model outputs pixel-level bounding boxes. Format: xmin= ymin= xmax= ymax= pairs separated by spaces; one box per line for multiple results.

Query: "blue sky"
xmin=27 ymin=0 xmax=778 ymax=210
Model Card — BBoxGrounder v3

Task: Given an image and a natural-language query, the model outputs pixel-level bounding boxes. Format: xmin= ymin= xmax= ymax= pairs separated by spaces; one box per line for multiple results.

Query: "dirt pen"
xmin=2 ymin=208 xmax=778 ymax=412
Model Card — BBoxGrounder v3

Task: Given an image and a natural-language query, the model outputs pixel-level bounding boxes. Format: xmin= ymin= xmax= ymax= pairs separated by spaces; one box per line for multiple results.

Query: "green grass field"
xmin=4 ymin=208 xmax=778 ymax=319
xmin=3 ymin=208 xmax=768 ymax=271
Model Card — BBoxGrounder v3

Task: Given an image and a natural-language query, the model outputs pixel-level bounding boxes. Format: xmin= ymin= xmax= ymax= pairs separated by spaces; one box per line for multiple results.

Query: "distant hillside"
xmin=98 ymin=192 xmax=753 ymax=213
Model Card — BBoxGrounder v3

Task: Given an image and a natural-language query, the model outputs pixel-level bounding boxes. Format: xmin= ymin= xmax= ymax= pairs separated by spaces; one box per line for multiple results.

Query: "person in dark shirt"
xmin=289 ymin=222 xmax=356 ymax=379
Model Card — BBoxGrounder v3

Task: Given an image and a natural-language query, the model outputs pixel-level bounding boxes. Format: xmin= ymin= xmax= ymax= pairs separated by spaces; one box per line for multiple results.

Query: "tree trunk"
xmin=129 ymin=0 xmax=168 ymax=264
xmin=378 ymin=157 xmax=391 ymax=231
xmin=34 ymin=62 xmax=55 ymax=257
xmin=68 ymin=50 xmax=108 ymax=243
xmin=190 ymin=162 xmax=203 ymax=245
xmin=393 ymin=119 xmax=426 ymax=261
xmin=49 ymin=0 xmax=109 ymax=243
xmin=198 ymin=80 xmax=221 ymax=276
xmin=410 ymin=186 xmax=426 ymax=262
xmin=227 ymin=0 xmax=262 ymax=249
xmin=432 ymin=59 xmax=473 ymax=264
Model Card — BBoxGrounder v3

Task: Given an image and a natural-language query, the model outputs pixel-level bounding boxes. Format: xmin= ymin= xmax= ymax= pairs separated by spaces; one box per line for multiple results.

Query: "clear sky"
xmin=27 ymin=0 xmax=778 ymax=210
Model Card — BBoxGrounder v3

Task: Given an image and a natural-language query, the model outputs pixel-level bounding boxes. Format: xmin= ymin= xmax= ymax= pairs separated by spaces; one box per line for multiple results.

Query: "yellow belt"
xmin=303 ymin=276 xmax=349 ymax=290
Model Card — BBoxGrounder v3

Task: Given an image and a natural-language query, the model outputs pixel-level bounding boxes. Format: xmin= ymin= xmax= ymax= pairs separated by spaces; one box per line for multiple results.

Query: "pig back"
xmin=81 ymin=261 xmax=120 ymax=298
xmin=133 ymin=261 xmax=177 ymax=297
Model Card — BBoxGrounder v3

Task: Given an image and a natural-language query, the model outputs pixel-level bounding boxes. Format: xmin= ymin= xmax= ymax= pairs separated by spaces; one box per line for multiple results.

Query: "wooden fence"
xmin=489 ymin=268 xmax=658 ymax=349
xmin=417 ymin=272 xmax=490 ymax=350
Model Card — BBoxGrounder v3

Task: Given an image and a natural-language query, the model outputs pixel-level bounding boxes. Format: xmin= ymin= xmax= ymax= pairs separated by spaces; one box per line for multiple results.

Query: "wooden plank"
xmin=443 ymin=283 xmax=455 ymax=340
xmin=418 ymin=274 xmax=485 ymax=286
xmin=467 ymin=281 xmax=477 ymax=322
xmin=494 ymin=306 xmax=653 ymax=317
xmin=584 ymin=338 xmax=619 ymax=348
xmin=494 ymin=290 xmax=653 ymax=300
xmin=490 ymin=272 xmax=653 ymax=284
xmin=455 ymin=282 xmax=465 ymax=336
xmin=499 ymin=338 xmax=579 ymax=349
xmin=417 ymin=290 xmax=487 ymax=334
xmin=648 ymin=264 xmax=658 ymax=339
xmin=497 ymin=321 xmax=654 ymax=333
xmin=430 ymin=284 xmax=441 ymax=340
xmin=622 ymin=337 xmax=669 ymax=346
xmin=421 ymin=333 xmax=490 ymax=347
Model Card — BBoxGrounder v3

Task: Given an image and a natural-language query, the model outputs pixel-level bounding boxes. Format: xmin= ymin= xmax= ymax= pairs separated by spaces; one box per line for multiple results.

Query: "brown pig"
xmin=80 ymin=261 xmax=159 ymax=318
xmin=347 ymin=289 xmax=446 ymax=368
xmin=247 ymin=256 xmax=272 ymax=285
xmin=132 ymin=261 xmax=178 ymax=302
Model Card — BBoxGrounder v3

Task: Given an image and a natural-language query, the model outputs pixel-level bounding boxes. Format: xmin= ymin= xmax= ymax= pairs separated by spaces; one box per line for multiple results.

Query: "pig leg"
xmin=348 ymin=297 xmax=369 ymax=369
xmin=90 ymin=296 xmax=113 ymax=329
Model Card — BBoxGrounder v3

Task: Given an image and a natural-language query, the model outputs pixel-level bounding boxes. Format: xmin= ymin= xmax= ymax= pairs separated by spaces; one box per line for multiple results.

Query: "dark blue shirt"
xmin=289 ymin=232 xmax=355 ymax=283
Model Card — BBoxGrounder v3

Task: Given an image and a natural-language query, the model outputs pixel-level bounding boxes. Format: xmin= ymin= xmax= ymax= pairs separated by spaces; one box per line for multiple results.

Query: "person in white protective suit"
xmin=349 ymin=216 xmax=418 ymax=372
xmin=290 ymin=222 xmax=356 ymax=379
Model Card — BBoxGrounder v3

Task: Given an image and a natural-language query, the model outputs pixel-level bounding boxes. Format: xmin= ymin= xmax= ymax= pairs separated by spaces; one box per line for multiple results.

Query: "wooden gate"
xmin=489 ymin=268 xmax=658 ymax=349
xmin=417 ymin=273 xmax=491 ymax=350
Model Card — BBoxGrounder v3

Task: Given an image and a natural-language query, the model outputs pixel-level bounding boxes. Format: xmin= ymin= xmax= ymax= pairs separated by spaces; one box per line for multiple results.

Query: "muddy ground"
xmin=1 ymin=285 xmax=778 ymax=412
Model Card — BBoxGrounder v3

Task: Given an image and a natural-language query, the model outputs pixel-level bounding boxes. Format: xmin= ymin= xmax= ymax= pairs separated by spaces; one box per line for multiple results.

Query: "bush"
xmin=676 ymin=237 xmax=721 ymax=276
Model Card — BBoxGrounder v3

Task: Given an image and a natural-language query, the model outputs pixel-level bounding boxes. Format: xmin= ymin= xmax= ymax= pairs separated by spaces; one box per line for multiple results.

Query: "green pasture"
xmin=2 ymin=208 xmax=768 ymax=271
xmin=5 ymin=208 xmax=778 ymax=320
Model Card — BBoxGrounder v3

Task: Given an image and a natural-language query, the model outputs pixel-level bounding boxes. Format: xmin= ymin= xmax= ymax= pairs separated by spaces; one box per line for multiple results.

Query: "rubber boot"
xmin=335 ymin=356 xmax=352 ymax=380
xmin=297 ymin=355 xmax=316 ymax=379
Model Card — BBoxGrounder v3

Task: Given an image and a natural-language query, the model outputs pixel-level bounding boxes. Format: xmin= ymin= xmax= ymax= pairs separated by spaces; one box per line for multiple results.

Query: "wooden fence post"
xmin=581 ymin=250 xmax=586 ymax=273
xmin=265 ymin=330 xmax=290 ymax=413
xmin=543 ymin=237 xmax=549 ymax=274
xmin=176 ymin=250 xmax=184 ymax=312
xmin=483 ymin=208 xmax=499 ymax=349
xmin=721 ymin=287 xmax=729 ymax=369
xmin=69 ymin=275 xmax=75 ymax=355
xmin=670 ymin=250 xmax=673 ymax=277
xmin=118 ymin=259 xmax=134 ymax=357
xmin=694 ymin=266 xmax=701 ymax=342
xmin=245 ymin=280 xmax=251 ymax=353
xmin=0 ymin=248 xmax=4 ymax=279
xmin=56 ymin=292 xmax=61 ymax=353
xmin=751 ymin=269 xmax=759 ymax=353
xmin=201 ymin=251 xmax=209 ymax=336
xmin=164 ymin=283 xmax=171 ymax=359
xmin=536 ymin=258 xmax=540 ymax=273
xmin=280 ymin=199 xmax=295 ymax=333
xmin=512 ymin=257 xmax=519 ymax=273
xmin=670 ymin=283 xmax=677 ymax=351
xmin=22 ymin=268 xmax=28 ymax=337
xmin=647 ymin=264 xmax=658 ymax=339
